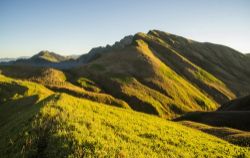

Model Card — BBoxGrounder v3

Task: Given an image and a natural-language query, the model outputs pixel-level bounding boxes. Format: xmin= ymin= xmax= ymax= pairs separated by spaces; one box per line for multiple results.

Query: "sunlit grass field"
xmin=0 ymin=69 xmax=250 ymax=157
xmin=0 ymin=77 xmax=249 ymax=158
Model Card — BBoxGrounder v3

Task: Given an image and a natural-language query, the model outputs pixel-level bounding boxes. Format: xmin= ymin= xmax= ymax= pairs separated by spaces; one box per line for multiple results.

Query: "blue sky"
xmin=0 ymin=0 xmax=250 ymax=58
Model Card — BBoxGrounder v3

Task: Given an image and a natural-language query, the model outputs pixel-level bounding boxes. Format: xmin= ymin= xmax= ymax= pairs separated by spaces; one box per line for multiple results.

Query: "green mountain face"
xmin=0 ymin=30 xmax=250 ymax=157
xmin=73 ymin=39 xmax=217 ymax=118
xmin=152 ymin=30 xmax=250 ymax=96
xmin=70 ymin=30 xmax=250 ymax=119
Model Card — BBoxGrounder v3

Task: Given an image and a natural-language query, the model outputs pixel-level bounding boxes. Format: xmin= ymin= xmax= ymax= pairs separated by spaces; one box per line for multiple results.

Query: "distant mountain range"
xmin=0 ymin=58 xmax=16 ymax=63
xmin=0 ymin=56 xmax=29 ymax=63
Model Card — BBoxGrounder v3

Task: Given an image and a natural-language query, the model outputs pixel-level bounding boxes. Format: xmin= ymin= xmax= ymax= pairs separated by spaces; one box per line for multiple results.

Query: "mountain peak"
xmin=31 ymin=50 xmax=67 ymax=63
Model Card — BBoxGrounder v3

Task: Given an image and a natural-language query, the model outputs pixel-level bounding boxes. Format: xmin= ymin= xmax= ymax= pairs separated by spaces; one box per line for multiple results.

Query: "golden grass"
xmin=1 ymin=93 xmax=249 ymax=157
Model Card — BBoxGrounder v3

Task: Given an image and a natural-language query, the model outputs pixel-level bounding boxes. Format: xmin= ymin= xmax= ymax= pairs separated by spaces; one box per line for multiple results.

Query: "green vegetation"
xmin=0 ymin=92 xmax=249 ymax=157
xmin=0 ymin=74 xmax=53 ymax=102
xmin=134 ymin=31 xmax=236 ymax=103
xmin=148 ymin=30 xmax=250 ymax=97
xmin=0 ymin=67 xmax=130 ymax=109
xmin=76 ymin=77 xmax=101 ymax=92
xmin=73 ymin=39 xmax=218 ymax=119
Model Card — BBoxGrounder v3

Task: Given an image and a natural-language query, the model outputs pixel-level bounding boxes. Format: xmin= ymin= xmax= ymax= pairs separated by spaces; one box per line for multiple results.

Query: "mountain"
xmin=72 ymin=38 xmax=217 ymax=118
xmin=10 ymin=50 xmax=78 ymax=68
xmin=70 ymin=30 xmax=249 ymax=118
xmin=136 ymin=30 xmax=250 ymax=97
xmin=30 ymin=50 xmax=68 ymax=62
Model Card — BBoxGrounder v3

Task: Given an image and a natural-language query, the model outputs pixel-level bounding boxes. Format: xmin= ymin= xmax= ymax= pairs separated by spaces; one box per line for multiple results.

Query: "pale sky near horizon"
xmin=0 ymin=0 xmax=250 ymax=58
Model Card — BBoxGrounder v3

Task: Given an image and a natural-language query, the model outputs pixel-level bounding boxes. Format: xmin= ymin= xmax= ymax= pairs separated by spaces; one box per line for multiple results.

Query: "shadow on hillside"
xmin=179 ymin=121 xmax=250 ymax=147
xmin=0 ymin=94 xmax=57 ymax=158
xmin=0 ymin=82 xmax=28 ymax=104
xmin=0 ymin=95 xmax=39 ymax=126
xmin=174 ymin=111 xmax=250 ymax=131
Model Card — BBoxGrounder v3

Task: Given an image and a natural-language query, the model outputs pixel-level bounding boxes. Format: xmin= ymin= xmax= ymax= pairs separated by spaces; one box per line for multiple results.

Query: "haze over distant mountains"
xmin=0 ymin=56 xmax=29 ymax=63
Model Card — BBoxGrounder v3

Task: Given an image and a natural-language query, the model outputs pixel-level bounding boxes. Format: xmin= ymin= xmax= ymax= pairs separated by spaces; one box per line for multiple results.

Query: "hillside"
xmin=175 ymin=94 xmax=250 ymax=131
xmin=179 ymin=121 xmax=250 ymax=147
xmin=0 ymin=66 xmax=130 ymax=109
xmin=219 ymin=95 xmax=250 ymax=111
xmin=73 ymin=40 xmax=220 ymax=118
xmin=145 ymin=30 xmax=250 ymax=96
xmin=175 ymin=111 xmax=250 ymax=131
xmin=0 ymin=76 xmax=249 ymax=157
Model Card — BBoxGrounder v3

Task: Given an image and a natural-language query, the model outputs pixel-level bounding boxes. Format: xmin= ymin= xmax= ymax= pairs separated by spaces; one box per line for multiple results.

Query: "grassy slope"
xmin=0 ymin=75 xmax=54 ymax=158
xmin=176 ymin=95 xmax=250 ymax=132
xmin=0 ymin=74 xmax=53 ymax=124
xmin=147 ymin=30 xmax=250 ymax=97
xmin=73 ymin=39 xmax=218 ymax=119
xmin=180 ymin=121 xmax=250 ymax=147
xmin=0 ymin=66 xmax=130 ymax=109
xmin=0 ymin=91 xmax=249 ymax=157
xmin=134 ymin=31 xmax=236 ymax=104
xmin=0 ymin=74 xmax=53 ymax=102
xmin=175 ymin=111 xmax=250 ymax=131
